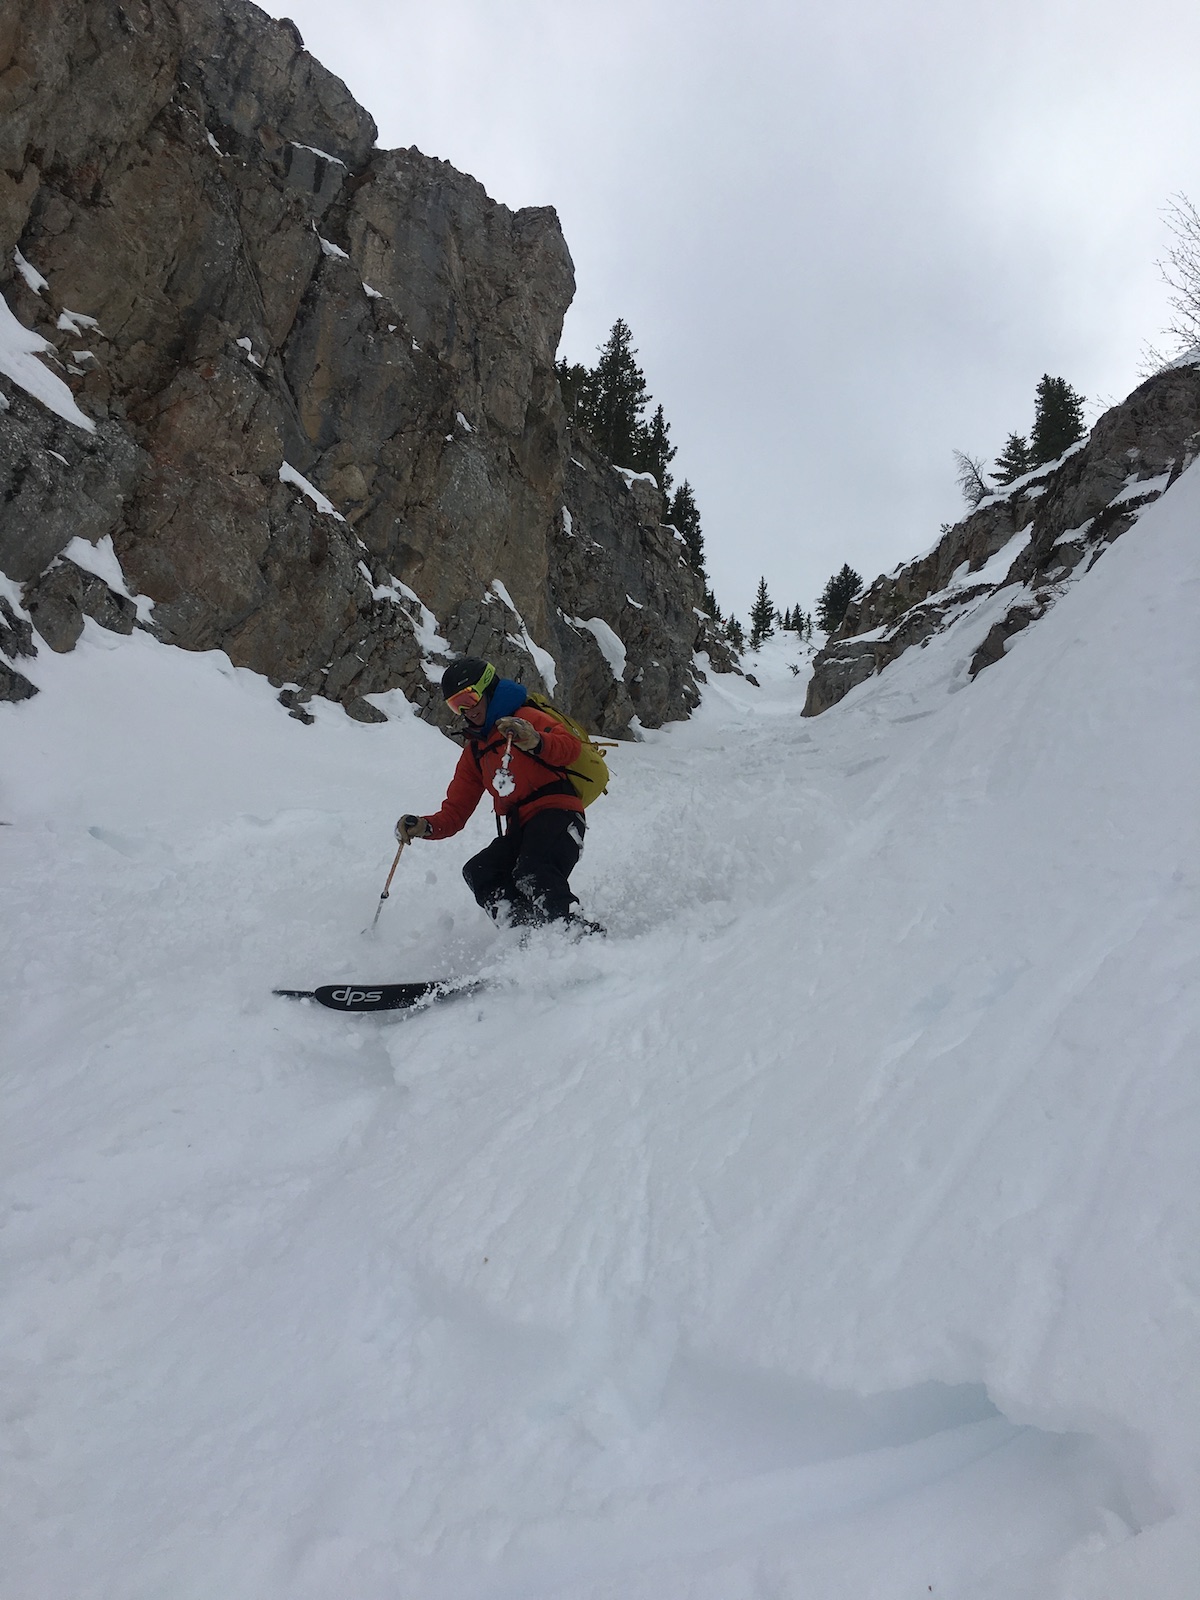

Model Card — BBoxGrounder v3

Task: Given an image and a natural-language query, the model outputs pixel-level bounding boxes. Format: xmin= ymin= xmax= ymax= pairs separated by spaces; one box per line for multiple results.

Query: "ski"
xmin=273 ymin=980 xmax=482 ymax=1013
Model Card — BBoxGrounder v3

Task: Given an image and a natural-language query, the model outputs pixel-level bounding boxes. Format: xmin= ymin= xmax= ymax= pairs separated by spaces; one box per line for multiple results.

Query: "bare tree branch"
xmin=953 ymin=448 xmax=991 ymax=509
xmin=1157 ymin=193 xmax=1200 ymax=358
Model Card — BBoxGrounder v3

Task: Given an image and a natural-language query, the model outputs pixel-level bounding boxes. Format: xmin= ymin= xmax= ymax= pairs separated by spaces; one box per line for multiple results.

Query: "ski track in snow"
xmin=2 ymin=469 xmax=1199 ymax=1597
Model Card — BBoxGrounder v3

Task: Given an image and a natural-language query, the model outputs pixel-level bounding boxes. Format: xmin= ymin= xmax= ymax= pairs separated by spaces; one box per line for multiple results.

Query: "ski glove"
xmin=494 ymin=715 xmax=541 ymax=753
xmin=395 ymin=814 xmax=431 ymax=844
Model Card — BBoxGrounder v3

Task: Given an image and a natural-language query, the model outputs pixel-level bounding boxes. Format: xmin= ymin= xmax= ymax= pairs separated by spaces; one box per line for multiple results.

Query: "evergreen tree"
xmin=993 ymin=432 xmax=1032 ymax=485
xmin=749 ymin=577 xmax=776 ymax=649
xmin=726 ymin=615 xmax=745 ymax=651
xmin=669 ymin=481 xmax=704 ymax=573
xmin=578 ymin=318 xmax=650 ymax=465
xmin=1029 ymin=375 xmax=1086 ymax=466
xmin=635 ymin=404 xmax=676 ymax=500
xmin=555 ymin=359 xmax=589 ymax=423
xmin=816 ymin=564 xmax=863 ymax=634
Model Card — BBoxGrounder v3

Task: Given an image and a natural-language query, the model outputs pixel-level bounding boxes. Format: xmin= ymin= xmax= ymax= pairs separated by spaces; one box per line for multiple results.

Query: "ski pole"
xmin=367 ymin=840 xmax=405 ymax=933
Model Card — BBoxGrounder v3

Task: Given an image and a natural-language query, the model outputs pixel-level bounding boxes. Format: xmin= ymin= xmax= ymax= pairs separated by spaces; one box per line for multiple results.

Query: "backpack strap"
xmin=507 ymin=774 xmax=578 ymax=828
xmin=471 ymin=726 xmax=577 ymax=830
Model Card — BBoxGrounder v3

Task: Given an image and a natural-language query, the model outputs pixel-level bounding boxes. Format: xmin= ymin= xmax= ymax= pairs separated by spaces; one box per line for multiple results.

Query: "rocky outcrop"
xmin=0 ymin=0 xmax=726 ymax=726
xmin=549 ymin=440 xmax=739 ymax=732
xmin=0 ymin=592 xmax=37 ymax=699
xmin=804 ymin=362 xmax=1200 ymax=715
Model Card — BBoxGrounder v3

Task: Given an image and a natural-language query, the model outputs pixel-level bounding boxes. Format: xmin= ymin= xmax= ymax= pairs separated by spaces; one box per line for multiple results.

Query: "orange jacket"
xmin=424 ymin=704 xmax=583 ymax=839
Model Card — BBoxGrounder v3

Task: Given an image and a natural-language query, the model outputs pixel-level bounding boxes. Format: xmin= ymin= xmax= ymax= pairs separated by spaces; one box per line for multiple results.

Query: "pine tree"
xmin=555 ymin=360 xmax=589 ymax=424
xmin=578 ymin=318 xmax=650 ymax=466
xmin=993 ymin=432 xmax=1032 ymax=485
xmin=816 ymin=564 xmax=863 ymax=635
xmin=635 ymin=403 xmax=676 ymax=500
xmin=726 ymin=615 xmax=745 ymax=651
xmin=749 ymin=577 xmax=776 ymax=649
xmin=1029 ymin=375 xmax=1086 ymax=466
xmin=669 ymin=481 xmax=704 ymax=573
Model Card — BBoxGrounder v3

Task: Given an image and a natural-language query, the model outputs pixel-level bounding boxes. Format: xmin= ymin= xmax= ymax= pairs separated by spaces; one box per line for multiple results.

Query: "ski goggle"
xmin=444 ymin=663 xmax=495 ymax=713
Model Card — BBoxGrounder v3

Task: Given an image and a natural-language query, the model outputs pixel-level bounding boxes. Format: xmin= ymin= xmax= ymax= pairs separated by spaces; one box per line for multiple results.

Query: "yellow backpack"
xmin=525 ymin=691 xmax=612 ymax=806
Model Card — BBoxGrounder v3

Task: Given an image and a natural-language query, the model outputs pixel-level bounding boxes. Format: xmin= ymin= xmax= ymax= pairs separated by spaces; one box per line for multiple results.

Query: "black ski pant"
xmin=463 ymin=807 xmax=585 ymax=926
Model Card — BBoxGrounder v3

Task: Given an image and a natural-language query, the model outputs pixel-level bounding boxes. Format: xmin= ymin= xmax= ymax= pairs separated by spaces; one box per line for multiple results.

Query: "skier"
xmin=395 ymin=659 xmax=600 ymax=933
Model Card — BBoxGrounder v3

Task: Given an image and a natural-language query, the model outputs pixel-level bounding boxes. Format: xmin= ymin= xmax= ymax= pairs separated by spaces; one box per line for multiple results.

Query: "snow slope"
xmin=2 ymin=464 xmax=1198 ymax=1599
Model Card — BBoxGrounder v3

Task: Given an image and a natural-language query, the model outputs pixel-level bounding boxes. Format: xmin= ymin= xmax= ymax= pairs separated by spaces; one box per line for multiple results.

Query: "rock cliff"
xmin=804 ymin=361 xmax=1200 ymax=715
xmin=0 ymin=0 xmax=729 ymax=732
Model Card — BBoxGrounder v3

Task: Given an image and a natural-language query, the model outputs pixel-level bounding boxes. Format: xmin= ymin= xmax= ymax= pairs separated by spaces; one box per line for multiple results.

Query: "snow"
xmin=13 ymin=247 xmax=48 ymax=294
xmin=362 ymin=281 xmax=383 ymax=299
xmin=489 ymin=578 xmax=558 ymax=694
xmin=456 ymin=410 xmax=473 ymax=432
xmin=59 ymin=534 xmax=155 ymax=621
xmin=613 ymin=465 xmax=659 ymax=489
xmin=391 ymin=579 xmax=452 ymax=658
xmin=235 ymin=335 xmax=263 ymax=368
xmin=316 ymin=232 xmax=350 ymax=261
xmin=56 ymin=308 xmax=101 ymax=336
xmin=1054 ymin=519 xmax=1095 ymax=547
xmin=0 ymin=568 xmax=29 ymax=612
xmin=569 ymin=614 xmax=627 ymax=680
xmin=626 ymin=593 xmax=643 ymax=608
xmin=355 ymin=569 xmax=450 ymax=666
xmin=561 ymin=506 xmax=573 ymax=536
xmin=1109 ymin=469 xmax=1173 ymax=507
xmin=974 ymin=441 xmax=1089 ymax=513
xmin=291 ymin=141 xmax=348 ymax=168
xmin=945 ymin=528 xmax=1032 ymax=592
xmin=1 ymin=463 xmax=1199 ymax=1597
xmin=0 ymin=289 xmax=95 ymax=431
xmin=278 ymin=460 xmax=346 ymax=521
xmin=206 ymin=130 xmax=226 ymax=157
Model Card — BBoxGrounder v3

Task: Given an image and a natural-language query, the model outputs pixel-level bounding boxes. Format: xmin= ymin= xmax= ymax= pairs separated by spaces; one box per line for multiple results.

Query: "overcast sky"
xmin=272 ymin=0 xmax=1200 ymax=622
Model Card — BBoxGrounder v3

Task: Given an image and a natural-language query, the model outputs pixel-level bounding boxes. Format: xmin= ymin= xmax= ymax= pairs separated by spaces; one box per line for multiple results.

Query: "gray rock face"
xmin=548 ymin=441 xmax=738 ymax=733
xmin=0 ymin=0 xmax=726 ymax=733
xmin=804 ymin=363 xmax=1200 ymax=715
xmin=0 ymin=592 xmax=37 ymax=700
xmin=24 ymin=557 xmax=137 ymax=653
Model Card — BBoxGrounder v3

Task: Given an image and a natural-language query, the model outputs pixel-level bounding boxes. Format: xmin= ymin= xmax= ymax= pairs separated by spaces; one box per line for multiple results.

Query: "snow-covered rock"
xmin=805 ymin=362 xmax=1200 ymax=715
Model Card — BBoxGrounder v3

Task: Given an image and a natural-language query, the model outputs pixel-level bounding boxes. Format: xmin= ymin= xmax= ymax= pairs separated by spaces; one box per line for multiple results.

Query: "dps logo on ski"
xmin=275 ymin=980 xmax=466 ymax=1011
xmin=330 ymin=987 xmax=382 ymax=1006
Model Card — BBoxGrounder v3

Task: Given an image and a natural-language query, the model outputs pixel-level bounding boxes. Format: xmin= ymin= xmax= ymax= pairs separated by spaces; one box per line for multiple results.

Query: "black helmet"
xmin=440 ymin=658 xmax=495 ymax=701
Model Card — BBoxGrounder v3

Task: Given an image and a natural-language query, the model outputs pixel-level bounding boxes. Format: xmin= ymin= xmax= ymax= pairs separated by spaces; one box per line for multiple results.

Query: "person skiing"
xmin=395 ymin=659 xmax=599 ymax=932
